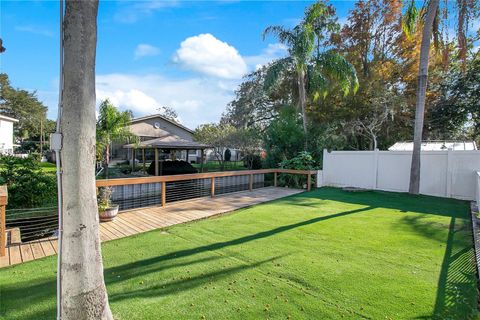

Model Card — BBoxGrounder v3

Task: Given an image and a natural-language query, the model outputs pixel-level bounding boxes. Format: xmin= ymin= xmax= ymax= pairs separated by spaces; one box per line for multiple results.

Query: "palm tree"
xmin=61 ymin=1 xmax=113 ymax=318
xmin=96 ymin=99 xmax=137 ymax=178
xmin=403 ymin=0 xmax=440 ymax=194
xmin=263 ymin=1 xmax=358 ymax=146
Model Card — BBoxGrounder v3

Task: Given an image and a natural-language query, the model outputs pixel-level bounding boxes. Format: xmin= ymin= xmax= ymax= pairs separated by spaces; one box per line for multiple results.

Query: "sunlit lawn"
xmin=0 ymin=188 xmax=477 ymax=319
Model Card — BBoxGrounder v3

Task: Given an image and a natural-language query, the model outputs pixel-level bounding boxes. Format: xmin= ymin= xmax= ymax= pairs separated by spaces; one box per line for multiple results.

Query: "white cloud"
xmin=15 ymin=25 xmax=53 ymax=37
xmin=134 ymin=44 xmax=160 ymax=59
xmin=244 ymin=43 xmax=288 ymax=70
xmin=96 ymin=73 xmax=237 ymax=129
xmin=114 ymin=0 xmax=178 ymax=24
xmin=173 ymin=33 xmax=248 ymax=79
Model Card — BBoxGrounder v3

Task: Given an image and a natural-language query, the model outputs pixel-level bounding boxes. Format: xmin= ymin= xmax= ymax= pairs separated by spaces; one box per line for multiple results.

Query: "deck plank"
xmin=30 ymin=241 xmax=45 ymax=260
xmin=20 ymin=243 xmax=35 ymax=262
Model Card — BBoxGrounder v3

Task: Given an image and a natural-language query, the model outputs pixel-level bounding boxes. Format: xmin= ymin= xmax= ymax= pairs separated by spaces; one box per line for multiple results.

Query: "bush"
xmin=243 ymin=154 xmax=262 ymax=169
xmin=0 ymin=156 xmax=57 ymax=209
xmin=279 ymin=152 xmax=318 ymax=188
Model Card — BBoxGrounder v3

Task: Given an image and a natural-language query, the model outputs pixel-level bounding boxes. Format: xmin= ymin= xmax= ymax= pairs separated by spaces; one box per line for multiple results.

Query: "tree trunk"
xmin=61 ymin=1 xmax=113 ymax=319
xmin=297 ymin=68 xmax=308 ymax=149
xmin=103 ymin=143 xmax=109 ymax=179
xmin=408 ymin=0 xmax=439 ymax=194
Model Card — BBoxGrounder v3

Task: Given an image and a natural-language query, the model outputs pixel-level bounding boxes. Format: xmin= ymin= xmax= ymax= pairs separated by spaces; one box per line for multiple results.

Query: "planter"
xmin=99 ymin=204 xmax=119 ymax=222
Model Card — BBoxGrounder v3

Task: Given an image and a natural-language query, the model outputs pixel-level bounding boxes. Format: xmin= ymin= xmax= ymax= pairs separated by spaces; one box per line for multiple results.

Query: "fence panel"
xmin=322 ymin=149 xmax=480 ymax=200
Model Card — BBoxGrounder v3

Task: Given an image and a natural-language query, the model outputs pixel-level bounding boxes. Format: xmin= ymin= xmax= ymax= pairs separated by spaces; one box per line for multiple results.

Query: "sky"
xmin=0 ymin=1 xmax=478 ymax=129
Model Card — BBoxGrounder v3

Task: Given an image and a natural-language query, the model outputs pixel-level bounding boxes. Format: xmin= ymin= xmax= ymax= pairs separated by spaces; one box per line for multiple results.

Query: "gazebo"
xmin=123 ymin=134 xmax=210 ymax=175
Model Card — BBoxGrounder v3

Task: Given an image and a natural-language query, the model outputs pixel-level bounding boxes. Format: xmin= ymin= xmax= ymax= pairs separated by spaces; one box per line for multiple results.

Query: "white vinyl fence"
xmin=319 ymin=149 xmax=480 ymax=200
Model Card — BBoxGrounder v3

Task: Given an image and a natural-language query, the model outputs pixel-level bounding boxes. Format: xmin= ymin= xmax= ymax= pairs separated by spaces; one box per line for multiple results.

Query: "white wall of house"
xmin=0 ymin=116 xmax=18 ymax=155
xmin=320 ymin=149 xmax=480 ymax=200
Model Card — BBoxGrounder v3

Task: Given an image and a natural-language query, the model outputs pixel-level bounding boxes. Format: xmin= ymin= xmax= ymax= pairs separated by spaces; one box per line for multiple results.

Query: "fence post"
xmin=446 ymin=149 xmax=453 ymax=198
xmin=161 ymin=181 xmax=166 ymax=207
xmin=249 ymin=174 xmax=253 ymax=191
xmin=274 ymin=172 xmax=277 ymax=187
xmin=307 ymin=173 xmax=311 ymax=191
xmin=211 ymin=177 xmax=215 ymax=197
xmin=316 ymin=170 xmax=323 ymax=188
xmin=0 ymin=186 xmax=7 ymax=257
xmin=372 ymin=149 xmax=379 ymax=190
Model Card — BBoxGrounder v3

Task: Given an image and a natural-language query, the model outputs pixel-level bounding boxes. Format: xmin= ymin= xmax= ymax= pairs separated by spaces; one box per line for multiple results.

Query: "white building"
xmin=388 ymin=140 xmax=477 ymax=151
xmin=0 ymin=114 xmax=19 ymax=155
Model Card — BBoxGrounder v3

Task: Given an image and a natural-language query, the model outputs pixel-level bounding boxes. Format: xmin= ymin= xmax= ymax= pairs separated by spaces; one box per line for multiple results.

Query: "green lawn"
xmin=0 ymin=188 xmax=477 ymax=319
xmin=38 ymin=162 xmax=57 ymax=173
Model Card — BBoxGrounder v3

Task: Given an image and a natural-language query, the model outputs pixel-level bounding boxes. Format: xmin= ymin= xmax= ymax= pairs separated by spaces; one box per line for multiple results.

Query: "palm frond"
xmin=263 ymin=57 xmax=292 ymax=91
xmin=263 ymin=26 xmax=295 ymax=46
xmin=402 ymin=0 xmax=419 ymax=38
xmin=314 ymin=50 xmax=359 ymax=97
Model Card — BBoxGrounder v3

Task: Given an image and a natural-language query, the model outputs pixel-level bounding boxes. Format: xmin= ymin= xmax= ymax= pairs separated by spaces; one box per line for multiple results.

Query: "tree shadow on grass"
xmin=0 ymin=206 xmax=369 ymax=319
xmin=109 ymin=255 xmax=283 ymax=303
xmin=105 ymin=206 xmax=371 ymax=278
xmin=289 ymin=188 xmax=477 ymax=319
xmin=415 ymin=217 xmax=478 ymax=320
xmin=292 ymin=187 xmax=469 ymax=218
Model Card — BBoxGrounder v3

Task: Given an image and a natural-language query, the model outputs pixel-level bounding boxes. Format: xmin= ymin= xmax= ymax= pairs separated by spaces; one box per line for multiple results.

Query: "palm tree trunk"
xmin=297 ymin=68 xmax=308 ymax=149
xmin=409 ymin=0 xmax=439 ymax=194
xmin=61 ymin=1 xmax=113 ymax=319
xmin=104 ymin=143 xmax=109 ymax=179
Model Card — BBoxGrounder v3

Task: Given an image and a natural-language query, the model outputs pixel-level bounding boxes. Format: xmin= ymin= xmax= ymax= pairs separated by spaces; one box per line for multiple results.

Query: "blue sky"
xmin=0 ymin=1 xmax=477 ymax=129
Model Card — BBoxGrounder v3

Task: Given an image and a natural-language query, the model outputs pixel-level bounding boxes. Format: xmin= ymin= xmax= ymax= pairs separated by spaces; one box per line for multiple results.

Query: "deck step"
xmin=6 ymin=228 xmax=21 ymax=245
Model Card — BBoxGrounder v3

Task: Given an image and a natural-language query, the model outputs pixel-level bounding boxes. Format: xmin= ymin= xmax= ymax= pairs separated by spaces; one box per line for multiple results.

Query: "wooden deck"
xmin=0 ymin=187 xmax=302 ymax=268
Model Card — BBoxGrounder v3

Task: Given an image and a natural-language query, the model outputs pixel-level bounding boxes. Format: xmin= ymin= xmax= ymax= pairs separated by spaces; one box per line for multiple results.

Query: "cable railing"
xmin=0 ymin=169 xmax=316 ymax=251
xmin=96 ymin=169 xmax=316 ymax=211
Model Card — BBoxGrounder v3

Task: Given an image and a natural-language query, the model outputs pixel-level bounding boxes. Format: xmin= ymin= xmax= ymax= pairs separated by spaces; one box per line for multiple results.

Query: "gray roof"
xmin=129 ymin=114 xmax=194 ymax=134
xmin=124 ymin=134 xmax=210 ymax=150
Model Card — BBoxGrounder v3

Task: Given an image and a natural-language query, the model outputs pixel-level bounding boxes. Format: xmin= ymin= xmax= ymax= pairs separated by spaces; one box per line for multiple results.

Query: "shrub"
xmin=243 ymin=154 xmax=262 ymax=169
xmin=279 ymin=152 xmax=318 ymax=188
xmin=0 ymin=156 xmax=57 ymax=209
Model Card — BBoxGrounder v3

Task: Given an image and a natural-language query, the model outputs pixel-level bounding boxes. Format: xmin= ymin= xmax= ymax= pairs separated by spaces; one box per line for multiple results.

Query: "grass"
xmin=0 ymin=188 xmax=477 ymax=319
xmin=38 ymin=162 xmax=56 ymax=173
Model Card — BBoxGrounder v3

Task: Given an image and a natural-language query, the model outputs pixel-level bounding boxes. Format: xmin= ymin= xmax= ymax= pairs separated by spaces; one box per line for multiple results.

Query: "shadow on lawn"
xmin=426 ymin=217 xmax=477 ymax=320
xmin=291 ymin=187 xmax=469 ymax=218
xmin=0 ymin=206 xmax=369 ymax=319
xmin=105 ymin=206 xmax=371 ymax=279
xmin=294 ymin=188 xmax=476 ymax=320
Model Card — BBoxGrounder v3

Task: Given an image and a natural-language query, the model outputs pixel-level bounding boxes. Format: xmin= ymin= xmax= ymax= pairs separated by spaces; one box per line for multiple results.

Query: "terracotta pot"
xmin=99 ymin=205 xmax=119 ymax=222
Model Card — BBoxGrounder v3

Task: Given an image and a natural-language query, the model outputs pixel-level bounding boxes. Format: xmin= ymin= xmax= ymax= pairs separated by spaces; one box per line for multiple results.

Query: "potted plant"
xmin=97 ymin=186 xmax=119 ymax=222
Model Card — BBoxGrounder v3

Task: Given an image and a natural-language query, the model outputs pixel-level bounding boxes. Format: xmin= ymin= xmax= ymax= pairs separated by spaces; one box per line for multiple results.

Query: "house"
xmin=111 ymin=115 xmax=210 ymax=173
xmin=388 ymin=140 xmax=477 ymax=151
xmin=0 ymin=114 xmax=19 ymax=155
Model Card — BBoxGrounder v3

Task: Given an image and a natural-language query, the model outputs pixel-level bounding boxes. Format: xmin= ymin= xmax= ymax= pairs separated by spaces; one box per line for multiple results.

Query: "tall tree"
xmin=403 ymin=0 xmax=440 ymax=194
xmin=96 ymin=99 xmax=136 ymax=178
xmin=0 ymin=74 xmax=49 ymax=142
xmin=60 ymin=1 xmax=113 ymax=318
xmin=194 ymin=123 xmax=237 ymax=171
xmin=263 ymin=1 xmax=358 ymax=145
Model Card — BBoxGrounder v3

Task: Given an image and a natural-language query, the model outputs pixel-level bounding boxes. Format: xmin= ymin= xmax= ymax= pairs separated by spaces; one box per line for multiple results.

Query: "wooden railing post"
xmin=249 ymin=174 xmax=253 ymax=191
xmin=211 ymin=177 xmax=215 ymax=197
xmin=274 ymin=172 xmax=277 ymax=187
xmin=307 ymin=174 xmax=311 ymax=191
xmin=161 ymin=181 xmax=166 ymax=207
xmin=0 ymin=186 xmax=7 ymax=257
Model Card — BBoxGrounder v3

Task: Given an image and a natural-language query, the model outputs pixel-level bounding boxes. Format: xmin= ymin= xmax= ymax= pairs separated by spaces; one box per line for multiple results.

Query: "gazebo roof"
xmin=124 ymin=134 xmax=210 ymax=150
